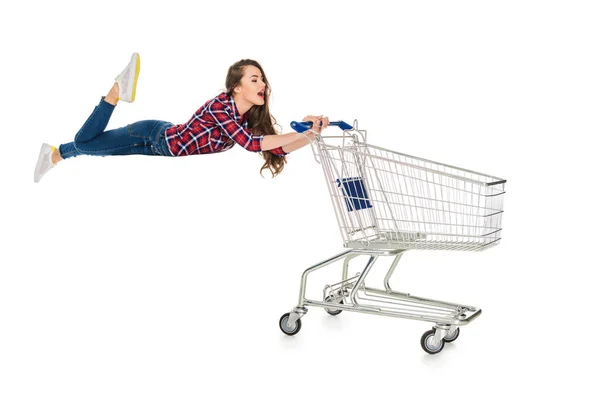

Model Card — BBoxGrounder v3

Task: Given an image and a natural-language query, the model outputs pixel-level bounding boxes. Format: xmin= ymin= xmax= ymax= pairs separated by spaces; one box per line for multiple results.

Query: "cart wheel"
xmin=279 ymin=313 xmax=302 ymax=336
xmin=421 ymin=329 xmax=445 ymax=354
xmin=324 ymin=295 xmax=343 ymax=316
xmin=444 ymin=327 xmax=460 ymax=343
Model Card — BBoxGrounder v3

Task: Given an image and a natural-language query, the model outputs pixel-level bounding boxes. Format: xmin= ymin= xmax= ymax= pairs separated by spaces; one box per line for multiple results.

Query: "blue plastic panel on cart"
xmin=336 ymin=177 xmax=373 ymax=212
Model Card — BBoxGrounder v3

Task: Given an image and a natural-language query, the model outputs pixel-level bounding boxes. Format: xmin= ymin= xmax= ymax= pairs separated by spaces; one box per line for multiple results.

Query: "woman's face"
xmin=234 ymin=65 xmax=266 ymax=107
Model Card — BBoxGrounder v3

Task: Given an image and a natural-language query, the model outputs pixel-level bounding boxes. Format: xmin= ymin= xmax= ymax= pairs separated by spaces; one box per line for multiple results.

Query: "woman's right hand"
xmin=302 ymin=115 xmax=329 ymax=135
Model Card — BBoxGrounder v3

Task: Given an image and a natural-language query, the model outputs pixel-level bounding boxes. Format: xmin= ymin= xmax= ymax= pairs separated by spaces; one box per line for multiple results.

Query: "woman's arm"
xmin=260 ymin=132 xmax=304 ymax=151
xmin=281 ymin=133 xmax=313 ymax=154
xmin=262 ymin=115 xmax=329 ymax=153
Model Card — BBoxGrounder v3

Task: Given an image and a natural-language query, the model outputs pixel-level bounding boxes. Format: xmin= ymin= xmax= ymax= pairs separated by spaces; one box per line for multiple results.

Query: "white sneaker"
xmin=115 ymin=53 xmax=140 ymax=102
xmin=34 ymin=143 xmax=56 ymax=183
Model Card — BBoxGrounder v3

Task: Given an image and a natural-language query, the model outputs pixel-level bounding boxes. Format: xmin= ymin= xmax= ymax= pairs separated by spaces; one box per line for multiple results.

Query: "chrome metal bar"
xmin=323 ymin=274 xmax=360 ymax=301
xmin=332 ymin=145 xmax=496 ymax=187
xmin=383 ymin=251 xmax=405 ymax=292
xmin=364 ymin=287 xmax=477 ymax=312
xmin=291 ymin=248 xmax=481 ymax=326
xmin=357 ymin=290 xmax=464 ymax=315
xmin=346 ymin=248 xmax=405 ymax=256
xmin=297 ymin=250 xmax=354 ymax=308
xmin=350 ymin=255 xmax=378 ymax=306
xmin=486 ymin=179 xmax=507 ymax=186
xmin=365 ymin=142 xmax=505 ymax=184
xmin=339 ymin=249 xmax=403 ymax=283
xmin=341 ymin=253 xmax=361 ymax=282
xmin=303 ymin=299 xmax=481 ymax=326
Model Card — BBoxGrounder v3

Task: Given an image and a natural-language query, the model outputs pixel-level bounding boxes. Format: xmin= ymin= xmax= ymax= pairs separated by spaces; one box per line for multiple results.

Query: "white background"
xmin=1 ymin=0 xmax=599 ymax=398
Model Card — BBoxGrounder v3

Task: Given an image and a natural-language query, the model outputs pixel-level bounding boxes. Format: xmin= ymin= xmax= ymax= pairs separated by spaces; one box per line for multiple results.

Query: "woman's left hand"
xmin=302 ymin=115 xmax=329 ymax=134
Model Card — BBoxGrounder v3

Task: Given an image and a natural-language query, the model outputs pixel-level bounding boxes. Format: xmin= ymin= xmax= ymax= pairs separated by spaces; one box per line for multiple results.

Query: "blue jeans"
xmin=59 ymin=97 xmax=174 ymax=159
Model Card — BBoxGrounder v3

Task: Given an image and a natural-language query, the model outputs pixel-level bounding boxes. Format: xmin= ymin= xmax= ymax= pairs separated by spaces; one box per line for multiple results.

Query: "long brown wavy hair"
xmin=226 ymin=59 xmax=287 ymax=178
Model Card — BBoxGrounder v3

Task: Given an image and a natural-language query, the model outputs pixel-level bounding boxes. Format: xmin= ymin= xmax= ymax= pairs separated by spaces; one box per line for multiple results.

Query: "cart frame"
xmin=279 ymin=121 xmax=505 ymax=354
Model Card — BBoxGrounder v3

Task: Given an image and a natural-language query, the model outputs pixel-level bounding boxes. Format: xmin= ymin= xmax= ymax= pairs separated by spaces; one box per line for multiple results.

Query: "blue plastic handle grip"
xmin=334 ymin=121 xmax=353 ymax=130
xmin=290 ymin=120 xmax=353 ymax=133
xmin=290 ymin=121 xmax=312 ymax=133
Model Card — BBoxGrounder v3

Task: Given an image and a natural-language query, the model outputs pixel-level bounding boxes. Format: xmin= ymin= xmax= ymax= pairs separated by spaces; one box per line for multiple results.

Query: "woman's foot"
xmin=114 ymin=52 xmax=140 ymax=103
xmin=52 ymin=147 xmax=63 ymax=164
xmin=34 ymin=144 xmax=59 ymax=183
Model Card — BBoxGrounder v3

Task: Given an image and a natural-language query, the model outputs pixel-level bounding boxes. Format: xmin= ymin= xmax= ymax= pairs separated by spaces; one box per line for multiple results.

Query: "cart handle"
xmin=290 ymin=120 xmax=353 ymax=133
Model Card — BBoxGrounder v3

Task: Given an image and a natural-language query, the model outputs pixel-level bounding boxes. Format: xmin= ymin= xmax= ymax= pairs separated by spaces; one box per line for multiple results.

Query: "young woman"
xmin=34 ymin=53 xmax=329 ymax=182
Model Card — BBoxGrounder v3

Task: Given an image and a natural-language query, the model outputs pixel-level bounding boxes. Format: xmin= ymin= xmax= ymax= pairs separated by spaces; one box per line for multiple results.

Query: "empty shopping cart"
xmin=279 ymin=120 xmax=506 ymax=354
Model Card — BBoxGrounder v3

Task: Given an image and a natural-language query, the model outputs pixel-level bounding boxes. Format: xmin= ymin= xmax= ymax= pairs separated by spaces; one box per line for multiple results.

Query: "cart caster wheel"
xmin=279 ymin=313 xmax=302 ymax=336
xmin=324 ymin=295 xmax=343 ymax=316
xmin=421 ymin=329 xmax=445 ymax=354
xmin=444 ymin=327 xmax=460 ymax=343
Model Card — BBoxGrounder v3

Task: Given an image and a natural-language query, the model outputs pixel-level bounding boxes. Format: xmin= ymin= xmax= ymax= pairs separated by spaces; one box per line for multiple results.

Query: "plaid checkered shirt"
xmin=164 ymin=92 xmax=287 ymax=157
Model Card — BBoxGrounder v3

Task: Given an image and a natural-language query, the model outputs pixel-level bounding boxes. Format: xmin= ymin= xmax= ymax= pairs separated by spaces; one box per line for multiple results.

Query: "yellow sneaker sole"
xmin=131 ymin=53 xmax=140 ymax=102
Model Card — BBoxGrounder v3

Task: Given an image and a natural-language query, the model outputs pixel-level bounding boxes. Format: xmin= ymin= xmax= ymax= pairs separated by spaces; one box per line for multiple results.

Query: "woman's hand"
xmin=302 ymin=115 xmax=330 ymax=135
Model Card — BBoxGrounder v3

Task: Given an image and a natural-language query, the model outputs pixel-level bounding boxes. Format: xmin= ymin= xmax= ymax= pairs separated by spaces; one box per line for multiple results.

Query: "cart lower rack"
xmin=280 ymin=120 xmax=506 ymax=354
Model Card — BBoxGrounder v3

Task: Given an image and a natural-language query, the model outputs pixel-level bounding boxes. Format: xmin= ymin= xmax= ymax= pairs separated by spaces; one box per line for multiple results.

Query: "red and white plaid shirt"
xmin=164 ymin=92 xmax=287 ymax=157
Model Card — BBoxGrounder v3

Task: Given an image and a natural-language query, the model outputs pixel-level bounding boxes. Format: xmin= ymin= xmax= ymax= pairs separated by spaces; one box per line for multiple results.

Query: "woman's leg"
xmin=34 ymin=53 xmax=141 ymax=183
xmin=72 ymin=119 xmax=165 ymax=157
xmin=51 ymin=52 xmax=138 ymax=163
xmin=55 ymin=83 xmax=120 ymax=163
xmin=74 ymin=85 xmax=118 ymax=146
xmin=35 ymin=118 xmax=166 ymax=182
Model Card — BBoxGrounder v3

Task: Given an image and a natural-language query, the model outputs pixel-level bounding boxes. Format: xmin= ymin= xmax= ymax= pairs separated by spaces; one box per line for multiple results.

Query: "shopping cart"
xmin=279 ymin=120 xmax=506 ymax=354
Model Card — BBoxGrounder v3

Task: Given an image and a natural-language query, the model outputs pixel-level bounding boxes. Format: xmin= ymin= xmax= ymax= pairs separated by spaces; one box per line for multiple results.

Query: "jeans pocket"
xmin=128 ymin=120 xmax=159 ymax=141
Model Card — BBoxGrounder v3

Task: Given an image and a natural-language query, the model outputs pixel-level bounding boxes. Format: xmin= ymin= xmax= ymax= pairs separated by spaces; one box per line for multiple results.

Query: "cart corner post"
xmin=296 ymin=250 xmax=355 ymax=308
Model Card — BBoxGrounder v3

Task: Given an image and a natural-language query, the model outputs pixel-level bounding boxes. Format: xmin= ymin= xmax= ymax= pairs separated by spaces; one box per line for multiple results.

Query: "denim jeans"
xmin=59 ymin=97 xmax=174 ymax=159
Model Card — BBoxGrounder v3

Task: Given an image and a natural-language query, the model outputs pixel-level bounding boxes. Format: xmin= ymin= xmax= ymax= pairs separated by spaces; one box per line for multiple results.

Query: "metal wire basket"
xmin=312 ymin=122 xmax=506 ymax=251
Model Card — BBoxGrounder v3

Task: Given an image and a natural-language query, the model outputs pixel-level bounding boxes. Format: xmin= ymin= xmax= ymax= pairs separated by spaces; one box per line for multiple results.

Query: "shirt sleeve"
xmin=269 ymin=146 xmax=288 ymax=157
xmin=208 ymin=100 xmax=264 ymax=152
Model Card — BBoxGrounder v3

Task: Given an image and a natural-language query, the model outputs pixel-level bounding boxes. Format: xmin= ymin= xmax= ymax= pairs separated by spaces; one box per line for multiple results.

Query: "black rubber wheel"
xmin=324 ymin=295 xmax=343 ymax=316
xmin=279 ymin=313 xmax=302 ymax=336
xmin=420 ymin=329 xmax=445 ymax=354
xmin=444 ymin=327 xmax=460 ymax=343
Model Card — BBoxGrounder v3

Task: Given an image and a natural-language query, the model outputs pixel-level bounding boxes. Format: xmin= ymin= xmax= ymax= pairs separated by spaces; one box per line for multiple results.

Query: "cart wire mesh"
xmin=313 ymin=126 xmax=506 ymax=251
